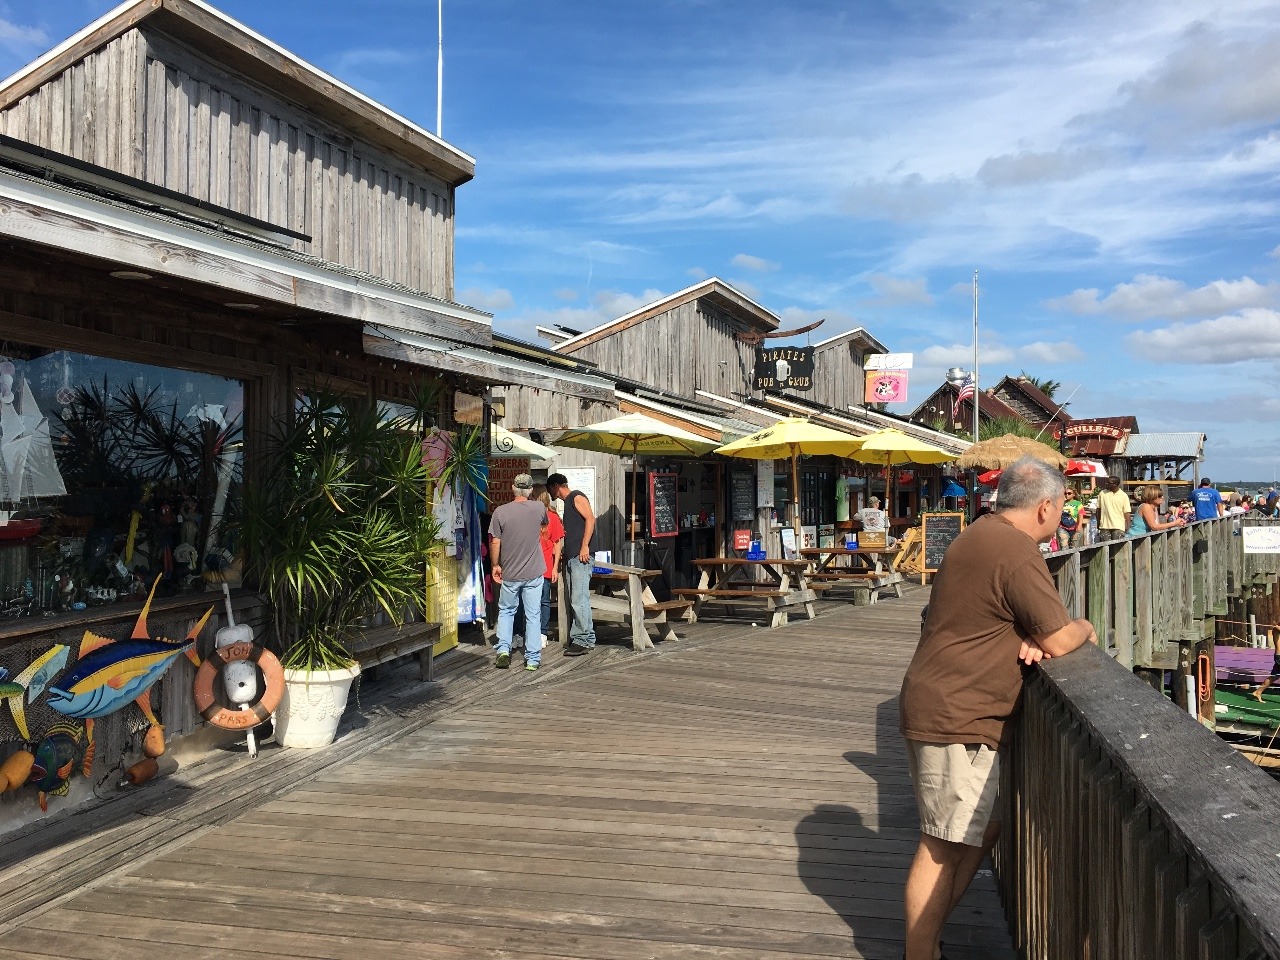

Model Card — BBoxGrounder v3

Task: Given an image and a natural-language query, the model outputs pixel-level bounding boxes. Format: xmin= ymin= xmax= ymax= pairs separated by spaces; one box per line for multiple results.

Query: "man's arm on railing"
xmin=1019 ymin=618 xmax=1097 ymax=664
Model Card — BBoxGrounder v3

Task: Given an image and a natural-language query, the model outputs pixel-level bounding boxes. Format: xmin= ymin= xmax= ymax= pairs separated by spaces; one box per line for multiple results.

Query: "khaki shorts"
xmin=905 ymin=740 xmax=1001 ymax=847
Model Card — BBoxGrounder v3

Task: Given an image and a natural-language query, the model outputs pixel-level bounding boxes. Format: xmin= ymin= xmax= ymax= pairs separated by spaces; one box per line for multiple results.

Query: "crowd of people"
xmin=1039 ymin=476 xmax=1270 ymax=551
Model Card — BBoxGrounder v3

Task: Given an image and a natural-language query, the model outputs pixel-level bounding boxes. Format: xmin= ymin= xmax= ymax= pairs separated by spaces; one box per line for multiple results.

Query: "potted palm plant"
xmin=236 ymin=391 xmax=439 ymax=748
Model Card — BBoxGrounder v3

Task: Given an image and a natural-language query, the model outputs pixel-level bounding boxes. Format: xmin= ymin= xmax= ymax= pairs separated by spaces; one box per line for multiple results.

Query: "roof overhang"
xmin=0 ymin=0 xmax=475 ymax=187
xmin=814 ymin=326 xmax=889 ymax=355
xmin=0 ymin=164 xmax=491 ymax=343
xmin=364 ymin=326 xmax=615 ymax=401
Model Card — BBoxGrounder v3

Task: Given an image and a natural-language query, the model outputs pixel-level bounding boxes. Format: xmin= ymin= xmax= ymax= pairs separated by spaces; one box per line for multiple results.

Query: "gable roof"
xmin=812 ymin=326 xmax=889 ymax=355
xmin=555 ymin=278 xmax=780 ymax=354
xmin=0 ymin=0 xmax=474 ymax=186
xmin=909 ymin=381 xmax=1024 ymax=424
xmin=1119 ymin=432 xmax=1206 ymax=460
xmin=992 ymin=376 xmax=1069 ymax=424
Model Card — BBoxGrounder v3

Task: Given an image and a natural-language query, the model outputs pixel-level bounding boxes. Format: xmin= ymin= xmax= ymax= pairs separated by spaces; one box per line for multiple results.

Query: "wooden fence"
xmin=997 ymin=517 xmax=1280 ymax=959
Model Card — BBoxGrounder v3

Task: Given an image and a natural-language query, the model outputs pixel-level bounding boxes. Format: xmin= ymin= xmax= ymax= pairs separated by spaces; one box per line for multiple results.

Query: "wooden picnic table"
xmin=673 ymin=557 xmax=816 ymax=628
xmin=555 ymin=563 xmax=691 ymax=651
xmin=799 ymin=546 xmax=906 ymax=604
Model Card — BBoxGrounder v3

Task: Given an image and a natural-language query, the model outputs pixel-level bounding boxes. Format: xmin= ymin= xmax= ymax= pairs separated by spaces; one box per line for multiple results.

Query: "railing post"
xmin=1112 ymin=539 xmax=1134 ymax=667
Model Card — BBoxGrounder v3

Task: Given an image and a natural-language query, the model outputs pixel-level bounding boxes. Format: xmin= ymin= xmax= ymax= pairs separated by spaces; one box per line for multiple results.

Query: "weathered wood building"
xmin=0 ymin=0 xmax=605 ymax=831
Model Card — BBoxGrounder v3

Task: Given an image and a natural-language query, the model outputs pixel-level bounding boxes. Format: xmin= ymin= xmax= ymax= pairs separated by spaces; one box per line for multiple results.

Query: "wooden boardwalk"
xmin=0 ymin=591 xmax=1015 ymax=960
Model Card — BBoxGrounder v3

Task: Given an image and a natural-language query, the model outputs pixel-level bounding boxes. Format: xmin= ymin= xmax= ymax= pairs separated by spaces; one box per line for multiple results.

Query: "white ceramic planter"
xmin=275 ymin=663 xmax=361 ymax=749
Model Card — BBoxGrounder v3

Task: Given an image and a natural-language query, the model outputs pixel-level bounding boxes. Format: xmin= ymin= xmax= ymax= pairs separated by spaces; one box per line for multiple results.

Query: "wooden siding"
xmin=502 ymin=384 xmax=626 ymax=554
xmin=791 ymin=336 xmax=866 ymax=410
xmin=0 ymin=27 xmax=455 ymax=299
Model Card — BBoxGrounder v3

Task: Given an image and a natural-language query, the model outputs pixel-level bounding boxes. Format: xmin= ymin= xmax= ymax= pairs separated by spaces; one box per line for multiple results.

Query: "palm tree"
xmin=1019 ymin=371 xmax=1061 ymax=399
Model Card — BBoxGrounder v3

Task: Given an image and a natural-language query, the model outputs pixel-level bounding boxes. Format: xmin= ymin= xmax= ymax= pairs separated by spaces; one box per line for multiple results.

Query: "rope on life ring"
xmin=192 ymin=642 xmax=284 ymax=730
xmin=1197 ymin=653 xmax=1212 ymax=703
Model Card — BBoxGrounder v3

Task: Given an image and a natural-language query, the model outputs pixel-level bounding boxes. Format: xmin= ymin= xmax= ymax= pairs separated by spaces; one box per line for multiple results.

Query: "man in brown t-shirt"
xmin=899 ymin=457 xmax=1096 ymax=960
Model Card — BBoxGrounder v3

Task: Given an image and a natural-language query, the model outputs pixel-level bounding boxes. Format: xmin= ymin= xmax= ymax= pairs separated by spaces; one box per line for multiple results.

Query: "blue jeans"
xmin=496 ymin=577 xmax=543 ymax=665
xmin=565 ymin=557 xmax=596 ymax=649
xmin=541 ymin=578 xmax=552 ymax=637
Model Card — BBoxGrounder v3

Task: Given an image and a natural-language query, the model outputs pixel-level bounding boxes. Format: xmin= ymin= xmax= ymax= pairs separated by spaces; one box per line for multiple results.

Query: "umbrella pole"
xmin=791 ymin=447 xmax=801 ymax=538
xmin=630 ymin=445 xmax=639 ymax=543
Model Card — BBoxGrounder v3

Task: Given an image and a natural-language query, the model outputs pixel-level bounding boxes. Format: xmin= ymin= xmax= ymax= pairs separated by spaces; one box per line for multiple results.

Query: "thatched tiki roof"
xmin=955 ymin=434 xmax=1068 ymax=470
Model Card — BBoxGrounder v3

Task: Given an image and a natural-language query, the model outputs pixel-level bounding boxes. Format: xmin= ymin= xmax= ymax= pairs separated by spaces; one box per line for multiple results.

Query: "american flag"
xmin=951 ymin=374 xmax=975 ymax=419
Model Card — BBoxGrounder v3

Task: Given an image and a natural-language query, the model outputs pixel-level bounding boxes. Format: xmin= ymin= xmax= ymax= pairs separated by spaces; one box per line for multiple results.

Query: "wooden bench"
xmin=672 ymin=587 xmax=814 ymax=629
xmin=346 ymin=621 xmax=444 ymax=681
xmin=805 ymin=571 xmax=906 ymax=605
xmin=673 ymin=588 xmax=786 ymax=599
xmin=644 ymin=599 xmax=695 ymax=618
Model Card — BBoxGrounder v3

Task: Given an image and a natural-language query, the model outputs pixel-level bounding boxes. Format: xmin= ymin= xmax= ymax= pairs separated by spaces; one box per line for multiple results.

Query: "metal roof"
xmin=1118 ymin=432 xmax=1206 ymax=459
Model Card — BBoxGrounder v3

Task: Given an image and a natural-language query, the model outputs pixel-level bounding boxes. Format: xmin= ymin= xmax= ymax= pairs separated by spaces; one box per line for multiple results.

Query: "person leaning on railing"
xmin=897 ymin=456 xmax=1096 ymax=960
xmin=1126 ymin=485 xmax=1185 ymax=536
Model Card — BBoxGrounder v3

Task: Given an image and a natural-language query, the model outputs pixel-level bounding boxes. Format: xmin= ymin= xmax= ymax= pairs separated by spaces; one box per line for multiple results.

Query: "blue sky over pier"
xmin=5 ymin=0 xmax=1280 ymax=477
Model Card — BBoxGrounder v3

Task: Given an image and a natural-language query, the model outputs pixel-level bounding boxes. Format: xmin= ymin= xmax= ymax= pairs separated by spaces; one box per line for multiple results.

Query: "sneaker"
xmin=540 ymin=633 xmax=548 ymax=644
xmin=525 ymin=662 xmax=539 ymax=672
xmin=563 ymin=644 xmax=590 ymax=657
xmin=495 ymin=652 xmax=510 ymax=669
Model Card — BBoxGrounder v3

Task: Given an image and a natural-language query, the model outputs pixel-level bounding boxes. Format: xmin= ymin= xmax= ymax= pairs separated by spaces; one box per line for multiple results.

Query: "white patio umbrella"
xmin=490 ymin=425 xmax=557 ymax=460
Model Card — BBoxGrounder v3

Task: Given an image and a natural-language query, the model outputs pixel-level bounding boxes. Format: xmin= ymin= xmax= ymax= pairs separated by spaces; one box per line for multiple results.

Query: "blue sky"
xmin=5 ymin=1 xmax=1280 ymax=478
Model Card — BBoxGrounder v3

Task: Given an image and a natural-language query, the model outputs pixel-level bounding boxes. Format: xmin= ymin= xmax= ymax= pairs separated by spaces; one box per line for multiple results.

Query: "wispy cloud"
xmin=0 ymin=15 xmax=46 ymax=53
xmin=1127 ymin=308 xmax=1280 ymax=362
xmin=862 ymin=275 xmax=934 ymax=307
xmin=731 ymin=253 xmax=778 ymax=272
xmin=457 ymin=287 xmax=514 ymax=311
xmin=1047 ymin=275 xmax=1280 ymax=321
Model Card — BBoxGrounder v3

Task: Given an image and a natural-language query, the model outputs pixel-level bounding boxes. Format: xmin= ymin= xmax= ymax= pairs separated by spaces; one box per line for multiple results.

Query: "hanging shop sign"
xmin=1065 ymin=422 xmax=1125 ymax=440
xmin=865 ymin=369 xmax=909 ymax=403
xmin=753 ymin=346 xmax=814 ymax=391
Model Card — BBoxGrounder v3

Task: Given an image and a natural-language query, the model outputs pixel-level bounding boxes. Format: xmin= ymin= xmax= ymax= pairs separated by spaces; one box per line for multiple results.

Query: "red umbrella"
xmin=1065 ymin=459 xmax=1107 ymax=477
xmin=978 ymin=469 xmax=1003 ymax=487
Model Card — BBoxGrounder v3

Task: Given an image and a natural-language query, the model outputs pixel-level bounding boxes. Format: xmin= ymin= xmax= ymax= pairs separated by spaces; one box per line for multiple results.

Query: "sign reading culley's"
xmin=753 ymin=346 xmax=814 ymax=391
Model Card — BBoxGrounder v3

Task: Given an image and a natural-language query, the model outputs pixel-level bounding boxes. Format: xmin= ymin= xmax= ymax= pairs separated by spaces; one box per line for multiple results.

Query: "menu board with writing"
xmin=730 ymin=469 xmax=756 ymax=522
xmin=649 ymin=472 xmax=678 ymax=538
xmin=922 ymin=512 xmax=965 ymax=572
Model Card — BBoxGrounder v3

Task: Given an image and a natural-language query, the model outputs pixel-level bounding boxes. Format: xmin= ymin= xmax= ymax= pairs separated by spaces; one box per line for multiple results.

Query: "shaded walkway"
xmin=0 ymin=591 xmax=1014 ymax=959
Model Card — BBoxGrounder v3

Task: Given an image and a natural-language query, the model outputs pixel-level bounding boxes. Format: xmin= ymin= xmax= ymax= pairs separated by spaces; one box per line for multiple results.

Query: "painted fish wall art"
xmin=44 ymin=576 xmax=211 ymax=775
xmin=28 ymin=722 xmax=82 ymax=812
xmin=0 ymin=645 xmax=70 ymax=740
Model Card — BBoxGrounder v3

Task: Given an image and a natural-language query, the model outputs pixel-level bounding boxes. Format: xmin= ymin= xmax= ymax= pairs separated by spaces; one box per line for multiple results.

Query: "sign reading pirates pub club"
xmin=753 ymin=346 xmax=815 ymax=391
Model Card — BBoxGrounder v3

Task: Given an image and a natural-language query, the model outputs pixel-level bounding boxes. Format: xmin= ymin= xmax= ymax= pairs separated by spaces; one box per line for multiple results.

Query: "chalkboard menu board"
xmin=922 ymin=512 xmax=965 ymax=572
xmin=730 ymin=470 xmax=756 ymax=523
xmin=649 ymin=473 xmax=678 ymax=538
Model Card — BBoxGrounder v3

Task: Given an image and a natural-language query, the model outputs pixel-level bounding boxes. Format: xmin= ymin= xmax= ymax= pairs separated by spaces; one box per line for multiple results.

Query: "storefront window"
xmin=0 ymin=340 xmax=243 ymax=617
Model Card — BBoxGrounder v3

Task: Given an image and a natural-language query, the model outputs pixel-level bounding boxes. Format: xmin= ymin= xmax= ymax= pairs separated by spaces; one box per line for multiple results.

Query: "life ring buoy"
xmin=193 ymin=642 xmax=284 ymax=730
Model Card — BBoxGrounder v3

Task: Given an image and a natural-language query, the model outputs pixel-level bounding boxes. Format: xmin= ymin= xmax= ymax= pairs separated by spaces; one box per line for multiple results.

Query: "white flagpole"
xmin=972 ymin=270 xmax=980 ymax=444
xmin=436 ymin=0 xmax=444 ymax=137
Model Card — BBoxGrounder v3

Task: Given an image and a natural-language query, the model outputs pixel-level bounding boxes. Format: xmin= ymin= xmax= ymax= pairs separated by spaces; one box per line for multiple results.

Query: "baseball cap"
xmin=513 ymin=473 xmax=534 ymax=490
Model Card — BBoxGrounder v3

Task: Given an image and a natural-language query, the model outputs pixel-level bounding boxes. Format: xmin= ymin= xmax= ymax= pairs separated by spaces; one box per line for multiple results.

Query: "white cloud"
xmin=686 ymin=266 xmax=709 ymax=280
xmin=976 ymin=148 xmax=1108 ymax=187
xmin=553 ymin=288 xmax=579 ymax=301
xmin=730 ymin=253 xmax=778 ymax=272
xmin=1046 ymin=274 xmax=1280 ymax=320
xmin=1018 ymin=340 xmax=1086 ymax=364
xmin=457 ymin=287 xmax=514 ymax=312
xmin=864 ymin=274 xmax=934 ymax=307
xmin=1127 ymin=308 xmax=1280 ymax=362
xmin=0 ymin=17 xmax=46 ymax=52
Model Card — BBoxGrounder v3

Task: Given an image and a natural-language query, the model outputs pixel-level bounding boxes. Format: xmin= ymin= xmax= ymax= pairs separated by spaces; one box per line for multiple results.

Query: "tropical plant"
xmin=235 ymin=390 xmax=440 ymax=672
xmin=978 ymin=416 xmax=1042 ymax=442
xmin=1018 ymin=371 xmax=1061 ymax=399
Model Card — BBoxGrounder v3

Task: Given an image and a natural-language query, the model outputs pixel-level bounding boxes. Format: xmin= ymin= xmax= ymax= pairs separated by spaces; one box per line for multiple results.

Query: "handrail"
xmin=997 ymin=515 xmax=1280 ymax=959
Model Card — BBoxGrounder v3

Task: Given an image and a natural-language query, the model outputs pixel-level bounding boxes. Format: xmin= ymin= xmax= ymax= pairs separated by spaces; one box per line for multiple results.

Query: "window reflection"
xmin=0 ymin=341 xmax=243 ymax=618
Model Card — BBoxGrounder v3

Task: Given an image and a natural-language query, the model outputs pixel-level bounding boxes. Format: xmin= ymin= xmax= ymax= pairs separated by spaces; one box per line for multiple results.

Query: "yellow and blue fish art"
xmin=0 ymin=645 xmax=71 ymax=741
xmin=44 ymin=576 xmax=211 ymax=776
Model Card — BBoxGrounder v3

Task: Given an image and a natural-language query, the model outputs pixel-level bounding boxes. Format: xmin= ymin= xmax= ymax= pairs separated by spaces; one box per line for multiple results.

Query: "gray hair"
xmin=995 ymin=456 xmax=1066 ymax=511
xmin=868 ymin=496 xmax=880 ymax=508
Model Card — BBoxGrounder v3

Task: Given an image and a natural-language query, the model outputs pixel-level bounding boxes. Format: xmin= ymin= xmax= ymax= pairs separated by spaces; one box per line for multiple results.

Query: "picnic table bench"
xmin=800 ymin=547 xmax=906 ymax=605
xmin=674 ymin=557 xmax=815 ymax=628
xmin=556 ymin=563 xmax=691 ymax=651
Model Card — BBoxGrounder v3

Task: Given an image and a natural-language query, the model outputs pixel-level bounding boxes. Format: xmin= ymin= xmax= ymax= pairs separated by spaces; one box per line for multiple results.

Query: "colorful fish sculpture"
xmin=28 ymin=722 xmax=82 ymax=811
xmin=0 ymin=645 xmax=70 ymax=740
xmin=44 ymin=576 xmax=211 ymax=776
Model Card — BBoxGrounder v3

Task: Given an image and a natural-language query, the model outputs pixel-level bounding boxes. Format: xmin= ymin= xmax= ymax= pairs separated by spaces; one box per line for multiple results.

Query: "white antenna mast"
xmin=436 ymin=0 xmax=444 ymax=137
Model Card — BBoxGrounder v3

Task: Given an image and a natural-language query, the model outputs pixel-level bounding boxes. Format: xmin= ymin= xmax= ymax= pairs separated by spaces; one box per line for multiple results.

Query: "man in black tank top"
xmin=547 ymin=473 xmax=597 ymax=655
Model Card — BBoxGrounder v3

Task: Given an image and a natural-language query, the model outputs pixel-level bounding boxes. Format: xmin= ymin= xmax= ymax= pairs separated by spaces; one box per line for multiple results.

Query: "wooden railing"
xmin=997 ymin=517 xmax=1280 ymax=959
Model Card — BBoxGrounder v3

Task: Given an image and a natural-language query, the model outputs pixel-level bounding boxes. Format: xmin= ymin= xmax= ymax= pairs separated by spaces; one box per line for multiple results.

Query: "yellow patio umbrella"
xmin=553 ymin=413 xmax=720 ymax=542
xmin=713 ymin=417 xmax=867 ymax=535
xmin=846 ymin=429 xmax=955 ymax=514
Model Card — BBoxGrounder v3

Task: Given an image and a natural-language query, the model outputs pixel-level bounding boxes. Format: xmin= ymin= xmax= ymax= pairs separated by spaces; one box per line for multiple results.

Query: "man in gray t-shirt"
xmin=490 ymin=474 xmax=548 ymax=670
